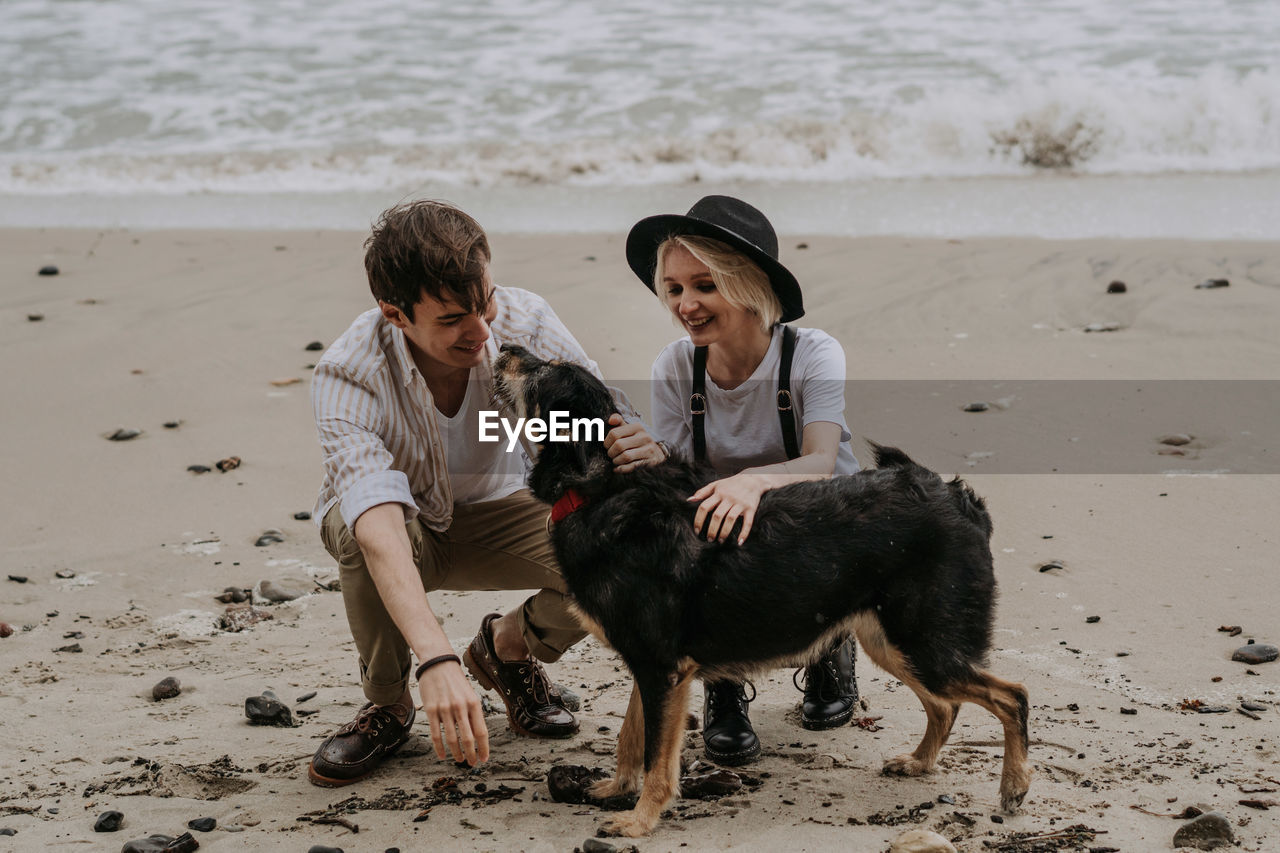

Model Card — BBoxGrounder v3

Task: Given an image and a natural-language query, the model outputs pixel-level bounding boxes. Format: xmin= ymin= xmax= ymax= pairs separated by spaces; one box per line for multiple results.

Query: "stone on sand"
xmin=1172 ymin=810 xmax=1234 ymax=849
xmin=889 ymin=829 xmax=957 ymax=853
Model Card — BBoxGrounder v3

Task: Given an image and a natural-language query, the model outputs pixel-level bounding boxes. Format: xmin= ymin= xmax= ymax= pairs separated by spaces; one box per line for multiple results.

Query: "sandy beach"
xmin=2 ymin=227 xmax=1278 ymax=852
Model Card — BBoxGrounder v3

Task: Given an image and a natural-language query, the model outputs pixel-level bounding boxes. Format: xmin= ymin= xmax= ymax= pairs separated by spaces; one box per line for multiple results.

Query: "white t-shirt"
xmin=650 ymin=326 xmax=858 ymax=477
xmin=438 ymin=375 xmax=528 ymax=505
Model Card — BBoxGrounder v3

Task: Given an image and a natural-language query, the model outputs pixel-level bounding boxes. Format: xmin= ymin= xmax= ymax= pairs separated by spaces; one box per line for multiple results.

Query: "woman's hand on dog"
xmin=419 ymin=662 xmax=490 ymax=766
xmin=689 ymin=473 xmax=769 ymax=545
xmin=604 ymin=413 xmax=667 ymax=472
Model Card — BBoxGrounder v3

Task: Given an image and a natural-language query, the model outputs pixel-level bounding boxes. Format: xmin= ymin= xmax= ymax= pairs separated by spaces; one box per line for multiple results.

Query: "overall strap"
xmin=778 ymin=325 xmax=801 ymax=460
xmin=690 ymin=326 xmax=800 ymax=464
xmin=690 ymin=345 xmax=708 ymax=463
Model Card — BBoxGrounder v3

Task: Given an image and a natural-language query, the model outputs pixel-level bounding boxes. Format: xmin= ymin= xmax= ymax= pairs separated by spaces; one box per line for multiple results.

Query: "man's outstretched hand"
xmin=418 ymin=661 xmax=489 ymax=766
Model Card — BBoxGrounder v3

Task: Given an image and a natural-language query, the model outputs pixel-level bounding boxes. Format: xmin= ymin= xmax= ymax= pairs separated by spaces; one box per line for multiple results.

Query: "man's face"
xmin=381 ymin=267 xmax=497 ymax=376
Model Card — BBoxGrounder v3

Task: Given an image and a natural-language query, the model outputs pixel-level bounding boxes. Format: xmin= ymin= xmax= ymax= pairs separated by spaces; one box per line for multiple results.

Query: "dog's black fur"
xmin=494 ymin=346 xmax=1030 ymax=837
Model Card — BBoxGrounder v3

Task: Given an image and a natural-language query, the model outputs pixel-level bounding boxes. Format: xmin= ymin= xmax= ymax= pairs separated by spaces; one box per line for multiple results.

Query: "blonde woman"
xmin=625 ymin=195 xmax=860 ymax=766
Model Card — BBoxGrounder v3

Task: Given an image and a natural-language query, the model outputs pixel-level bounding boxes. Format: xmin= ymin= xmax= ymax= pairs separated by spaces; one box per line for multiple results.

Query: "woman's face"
xmin=661 ymin=244 xmax=760 ymax=347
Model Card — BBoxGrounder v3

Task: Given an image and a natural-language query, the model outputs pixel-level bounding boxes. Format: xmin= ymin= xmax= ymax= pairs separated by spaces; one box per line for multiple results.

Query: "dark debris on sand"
xmin=980 ymin=823 xmax=1104 ymax=851
xmin=300 ymin=774 xmax=526 ymax=827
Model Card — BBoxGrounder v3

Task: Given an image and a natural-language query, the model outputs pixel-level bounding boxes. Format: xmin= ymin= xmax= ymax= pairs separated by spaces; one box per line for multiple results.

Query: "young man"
xmin=308 ymin=200 xmax=662 ymax=786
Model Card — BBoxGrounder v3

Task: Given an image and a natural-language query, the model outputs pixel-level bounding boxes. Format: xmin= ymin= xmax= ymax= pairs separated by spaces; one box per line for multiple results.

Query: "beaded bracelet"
xmin=414 ymin=653 xmax=461 ymax=681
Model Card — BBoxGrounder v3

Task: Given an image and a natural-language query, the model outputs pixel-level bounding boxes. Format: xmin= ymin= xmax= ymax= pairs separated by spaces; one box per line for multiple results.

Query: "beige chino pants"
xmin=321 ymin=490 xmax=586 ymax=706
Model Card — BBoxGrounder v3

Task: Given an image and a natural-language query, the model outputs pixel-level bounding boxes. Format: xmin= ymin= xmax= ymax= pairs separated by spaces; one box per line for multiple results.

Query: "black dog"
xmin=493 ymin=346 xmax=1030 ymax=837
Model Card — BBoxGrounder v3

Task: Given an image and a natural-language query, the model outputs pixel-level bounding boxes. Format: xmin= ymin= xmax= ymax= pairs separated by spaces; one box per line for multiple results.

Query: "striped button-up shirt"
xmin=311 ymin=286 xmax=636 ymax=533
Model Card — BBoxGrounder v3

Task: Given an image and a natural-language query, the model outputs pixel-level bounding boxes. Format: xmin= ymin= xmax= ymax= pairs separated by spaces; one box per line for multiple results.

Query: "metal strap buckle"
xmin=776 ymin=389 xmax=793 ymax=412
xmin=690 ymin=392 xmax=707 ymax=416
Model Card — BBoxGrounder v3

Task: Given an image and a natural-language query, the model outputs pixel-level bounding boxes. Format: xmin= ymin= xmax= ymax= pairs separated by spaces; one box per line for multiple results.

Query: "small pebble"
xmin=937 ymin=794 xmax=956 ymax=805
xmin=890 ymin=829 xmax=962 ymax=850
xmin=1106 ymin=281 xmax=1127 ymax=293
xmin=1086 ymin=615 xmax=1101 ymax=623
xmin=962 ymin=402 xmax=989 ymax=412
xmin=245 ymin=690 xmax=294 ymax=727
xmin=1158 ymin=433 xmax=1193 ymax=446
xmin=293 ymin=511 xmax=312 ymax=521
xmin=0 ymin=828 xmax=15 ymax=836
xmin=27 ymin=313 xmax=44 ymax=322
xmin=1083 ymin=322 xmax=1121 ymax=332
xmin=55 ymin=643 xmax=83 ymax=653
xmin=163 ymin=421 xmax=182 ymax=429
xmin=557 ymin=684 xmax=581 ymax=712
xmin=990 ymin=814 xmax=1004 ymax=823
xmin=1194 ymin=278 xmax=1229 ymax=289
xmin=1039 ymin=561 xmax=1064 ymax=573
xmin=1121 ymin=707 xmax=1137 ymax=715
xmin=296 ymin=691 xmax=317 ymax=703
xmin=93 ymin=810 xmax=124 ymax=832
xmin=107 ymin=428 xmax=142 ymax=441
xmin=187 ymin=817 xmax=216 ymax=832
xmin=1172 ymin=810 xmax=1234 ymax=848
xmin=546 ymin=764 xmax=611 ymax=805
xmin=254 ymin=530 xmax=284 ymax=547
xmin=7 ymin=575 xmax=28 ymax=583
xmin=63 ymin=631 xmax=84 ymax=639
xmin=256 ymin=578 xmax=305 ymax=601
xmin=0 ymin=623 xmax=12 ymax=639
xmin=152 ymin=676 xmax=182 ymax=701
xmin=304 ymin=341 xmax=325 ymax=351
xmin=1232 ymin=643 xmax=1279 ymax=664
xmin=218 ymin=605 xmax=272 ymax=632
xmin=215 ymin=587 xmax=250 ymax=604
xmin=187 ymin=465 xmax=212 ymax=474
xmin=1240 ymin=701 xmax=1267 ymax=712
xmin=215 ymin=456 xmax=241 ymax=472
xmin=582 ymin=840 xmax=619 ymax=853
xmin=1196 ymin=705 xmax=1231 ymax=714
xmin=55 ymin=569 xmax=76 ymax=579
xmin=307 ymin=846 xmax=344 ymax=853
xmin=38 ymin=265 xmax=59 ymax=276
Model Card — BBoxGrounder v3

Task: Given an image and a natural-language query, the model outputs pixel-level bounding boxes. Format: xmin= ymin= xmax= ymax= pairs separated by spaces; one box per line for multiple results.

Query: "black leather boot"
xmin=797 ymin=637 xmax=858 ymax=730
xmin=702 ymin=680 xmax=760 ymax=766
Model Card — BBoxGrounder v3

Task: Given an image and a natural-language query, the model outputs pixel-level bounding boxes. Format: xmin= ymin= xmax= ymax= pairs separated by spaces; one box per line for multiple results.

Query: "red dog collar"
xmin=550 ymin=488 xmax=587 ymax=523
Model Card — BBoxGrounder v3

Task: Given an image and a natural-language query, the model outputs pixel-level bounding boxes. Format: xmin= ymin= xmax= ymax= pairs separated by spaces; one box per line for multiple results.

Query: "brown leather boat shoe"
xmin=463 ymin=612 xmax=578 ymax=738
xmin=307 ymin=701 xmax=415 ymax=787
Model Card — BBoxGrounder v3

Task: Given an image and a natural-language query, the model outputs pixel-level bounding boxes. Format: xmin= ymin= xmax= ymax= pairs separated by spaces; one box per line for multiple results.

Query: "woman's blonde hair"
xmin=653 ymin=235 xmax=782 ymax=332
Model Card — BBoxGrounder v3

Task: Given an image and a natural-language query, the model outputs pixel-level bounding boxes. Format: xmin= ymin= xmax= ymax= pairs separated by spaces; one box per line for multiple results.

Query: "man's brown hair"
xmin=364 ymin=200 xmax=491 ymax=321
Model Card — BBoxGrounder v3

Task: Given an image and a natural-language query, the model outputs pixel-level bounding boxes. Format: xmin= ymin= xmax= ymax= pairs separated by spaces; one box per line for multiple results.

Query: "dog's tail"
xmin=867 ymin=440 xmax=916 ymax=470
xmin=949 ymin=477 xmax=994 ymax=536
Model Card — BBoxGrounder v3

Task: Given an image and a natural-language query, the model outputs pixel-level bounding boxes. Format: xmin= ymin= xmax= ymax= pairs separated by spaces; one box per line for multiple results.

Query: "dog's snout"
xmin=499 ymin=343 xmax=527 ymax=357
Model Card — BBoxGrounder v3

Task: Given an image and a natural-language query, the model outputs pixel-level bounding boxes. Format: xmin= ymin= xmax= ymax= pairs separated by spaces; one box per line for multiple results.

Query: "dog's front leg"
xmin=589 ymin=681 xmax=644 ymax=799
xmin=601 ymin=667 xmax=693 ymax=838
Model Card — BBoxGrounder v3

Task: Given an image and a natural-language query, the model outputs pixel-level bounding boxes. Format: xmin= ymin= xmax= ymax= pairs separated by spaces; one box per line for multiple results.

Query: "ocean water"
xmin=3 ymin=0 xmax=1278 ymax=235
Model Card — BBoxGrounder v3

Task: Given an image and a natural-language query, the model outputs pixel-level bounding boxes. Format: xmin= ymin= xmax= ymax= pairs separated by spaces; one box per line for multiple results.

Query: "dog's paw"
xmin=589 ymin=775 xmax=638 ymax=799
xmin=600 ymin=810 xmax=654 ymax=838
xmin=881 ymin=754 xmax=932 ymax=777
xmin=999 ymin=767 xmax=1032 ymax=813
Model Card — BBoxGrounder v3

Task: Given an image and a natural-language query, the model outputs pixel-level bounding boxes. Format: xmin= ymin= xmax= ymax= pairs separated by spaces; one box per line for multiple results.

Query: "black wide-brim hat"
xmin=626 ymin=195 xmax=804 ymax=323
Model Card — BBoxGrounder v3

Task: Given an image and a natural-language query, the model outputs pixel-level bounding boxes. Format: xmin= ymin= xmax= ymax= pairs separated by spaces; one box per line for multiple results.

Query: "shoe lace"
xmin=344 ymin=704 xmax=400 ymax=736
xmin=792 ymin=660 xmax=841 ymax=700
xmin=708 ymin=680 xmax=756 ymax=715
xmin=518 ymin=660 xmax=559 ymax=706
